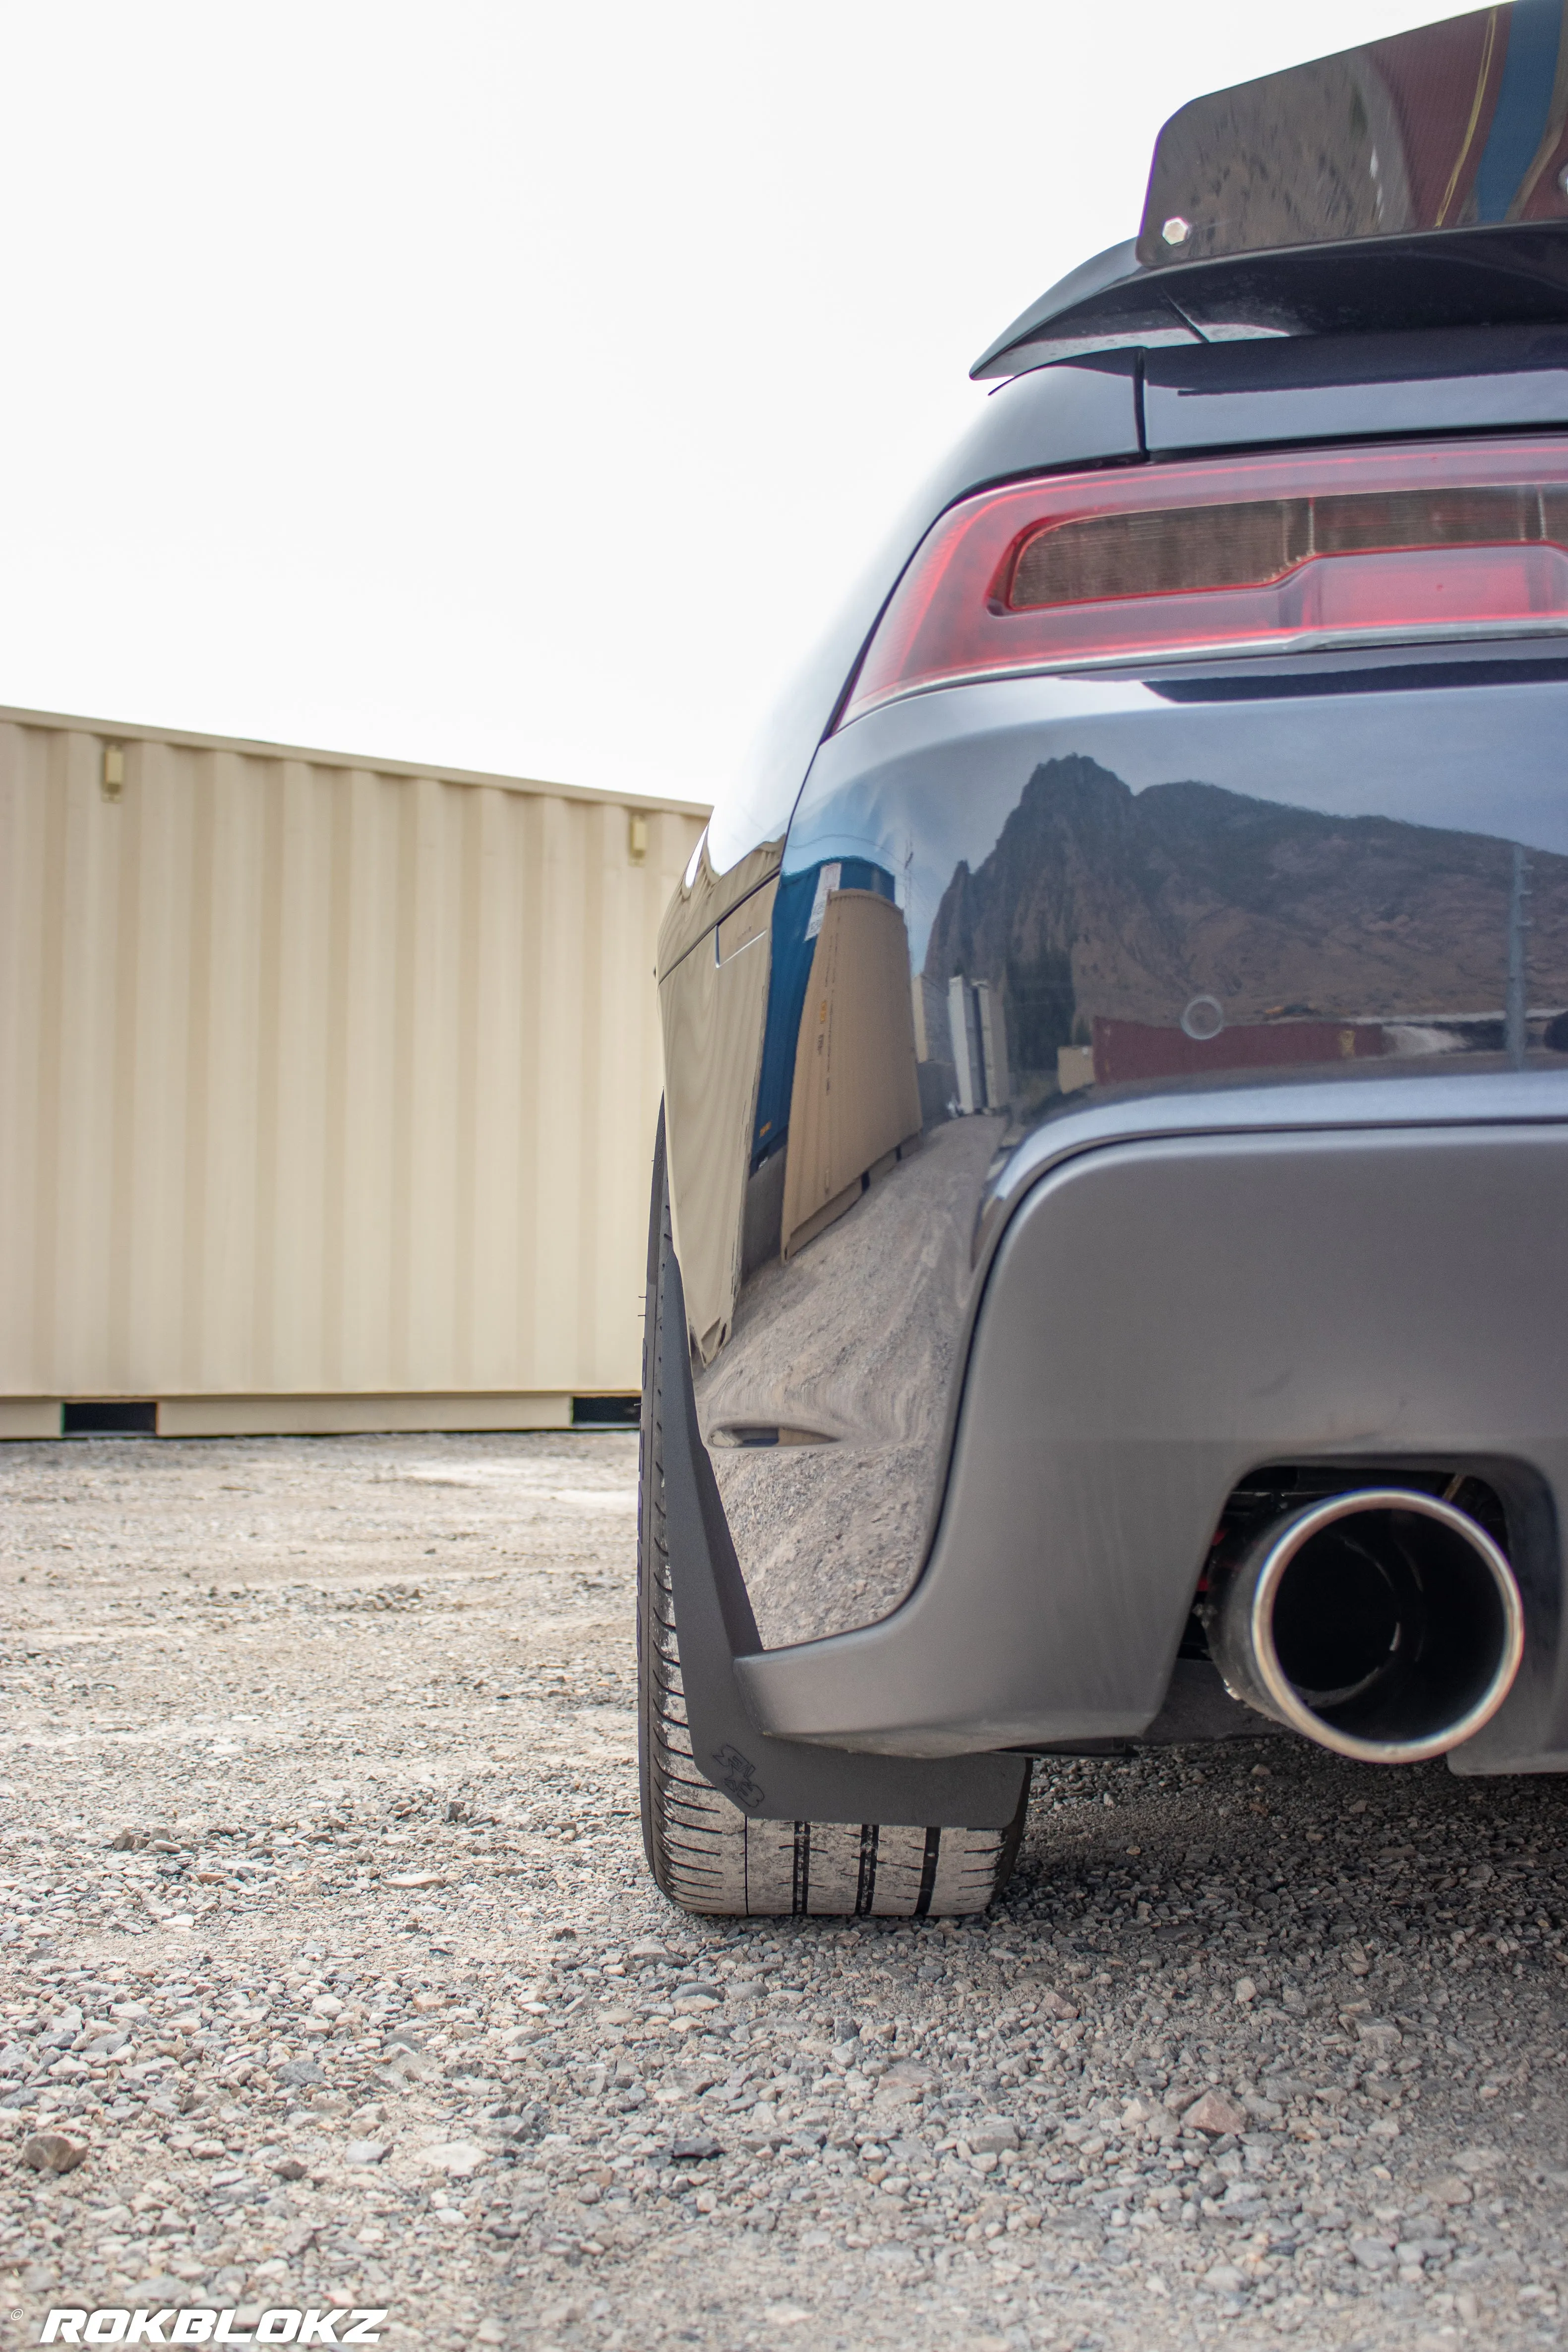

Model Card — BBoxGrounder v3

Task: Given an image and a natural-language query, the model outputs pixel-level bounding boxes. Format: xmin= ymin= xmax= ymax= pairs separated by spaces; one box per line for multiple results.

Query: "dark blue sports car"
xmin=641 ymin=2 xmax=1568 ymax=1917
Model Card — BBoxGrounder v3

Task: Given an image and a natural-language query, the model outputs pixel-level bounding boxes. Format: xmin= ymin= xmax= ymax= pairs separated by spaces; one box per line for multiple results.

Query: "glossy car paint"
xmin=655 ymin=35 xmax=1568 ymax=1800
xmin=678 ymin=635 xmax=1568 ymax=1683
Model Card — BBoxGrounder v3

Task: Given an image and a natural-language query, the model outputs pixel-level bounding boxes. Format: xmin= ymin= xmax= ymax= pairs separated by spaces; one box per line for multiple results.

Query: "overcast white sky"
xmin=0 ymin=0 xmax=1445 ymax=804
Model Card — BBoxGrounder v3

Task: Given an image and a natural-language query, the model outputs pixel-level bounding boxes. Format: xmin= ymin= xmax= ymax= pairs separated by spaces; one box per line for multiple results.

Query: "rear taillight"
xmin=837 ymin=437 xmax=1568 ymax=727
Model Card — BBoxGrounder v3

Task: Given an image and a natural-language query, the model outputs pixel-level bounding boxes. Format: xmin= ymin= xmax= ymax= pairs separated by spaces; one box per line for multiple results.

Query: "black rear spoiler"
xmin=975 ymin=3 xmax=1568 ymax=380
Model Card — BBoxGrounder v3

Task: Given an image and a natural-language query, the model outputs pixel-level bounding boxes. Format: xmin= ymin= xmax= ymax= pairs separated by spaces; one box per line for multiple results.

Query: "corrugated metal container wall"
xmin=0 ymin=710 xmax=707 ymax=1433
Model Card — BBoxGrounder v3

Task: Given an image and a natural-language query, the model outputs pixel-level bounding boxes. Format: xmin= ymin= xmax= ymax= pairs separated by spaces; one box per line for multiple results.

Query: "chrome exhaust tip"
xmin=1206 ymin=1487 xmax=1524 ymax=1764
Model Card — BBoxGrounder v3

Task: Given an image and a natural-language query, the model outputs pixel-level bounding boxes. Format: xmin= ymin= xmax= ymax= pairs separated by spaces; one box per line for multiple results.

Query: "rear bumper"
xmin=727 ymin=1104 xmax=1568 ymax=1772
xmin=660 ymin=643 xmax=1568 ymax=1797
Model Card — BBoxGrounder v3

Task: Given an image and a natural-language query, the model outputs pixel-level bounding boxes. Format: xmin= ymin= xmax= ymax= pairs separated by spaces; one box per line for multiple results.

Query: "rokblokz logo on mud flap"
xmin=39 ymin=2312 xmax=388 ymax=2345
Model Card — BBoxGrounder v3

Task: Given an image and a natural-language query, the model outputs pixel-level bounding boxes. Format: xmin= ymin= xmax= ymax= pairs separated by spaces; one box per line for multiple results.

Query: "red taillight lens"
xmin=837 ymin=438 xmax=1568 ymax=727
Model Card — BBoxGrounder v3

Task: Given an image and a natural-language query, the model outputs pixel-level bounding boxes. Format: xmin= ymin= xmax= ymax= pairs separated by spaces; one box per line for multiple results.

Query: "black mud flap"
xmin=659 ymin=1200 xmax=1028 ymax=1831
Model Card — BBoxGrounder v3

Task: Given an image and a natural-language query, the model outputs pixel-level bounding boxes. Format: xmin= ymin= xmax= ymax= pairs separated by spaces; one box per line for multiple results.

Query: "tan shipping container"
xmin=0 ymin=708 xmax=707 ymax=1436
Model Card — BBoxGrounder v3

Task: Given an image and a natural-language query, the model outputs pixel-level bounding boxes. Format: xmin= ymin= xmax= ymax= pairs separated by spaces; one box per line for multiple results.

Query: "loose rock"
xmin=20 ymin=2130 xmax=88 ymax=2174
xmin=965 ymin=2119 xmax=1019 ymax=2154
xmin=417 ymin=2139 xmax=487 ymax=2175
xmin=1183 ymin=2089 xmax=1249 ymax=2137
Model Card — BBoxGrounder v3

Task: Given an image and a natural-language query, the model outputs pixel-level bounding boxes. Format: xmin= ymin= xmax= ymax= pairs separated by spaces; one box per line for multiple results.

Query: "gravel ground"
xmin=2 ymin=1432 xmax=1568 ymax=2352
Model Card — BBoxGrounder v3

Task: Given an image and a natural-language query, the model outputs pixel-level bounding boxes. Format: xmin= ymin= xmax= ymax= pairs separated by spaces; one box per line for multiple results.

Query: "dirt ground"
xmin=2 ymin=1432 xmax=1568 ymax=2352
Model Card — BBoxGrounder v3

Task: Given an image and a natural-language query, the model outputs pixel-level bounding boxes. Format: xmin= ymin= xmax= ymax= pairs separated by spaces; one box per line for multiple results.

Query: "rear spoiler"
xmin=974 ymin=2 xmax=1568 ymax=380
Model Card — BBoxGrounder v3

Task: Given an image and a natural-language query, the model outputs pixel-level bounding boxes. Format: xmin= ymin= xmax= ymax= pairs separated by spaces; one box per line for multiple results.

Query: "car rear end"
xmin=645 ymin=4 xmax=1568 ymax=1916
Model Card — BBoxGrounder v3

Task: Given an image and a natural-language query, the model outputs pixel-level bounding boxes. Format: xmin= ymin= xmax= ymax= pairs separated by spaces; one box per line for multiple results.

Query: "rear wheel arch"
xmin=637 ymin=1103 xmax=1027 ymax=1918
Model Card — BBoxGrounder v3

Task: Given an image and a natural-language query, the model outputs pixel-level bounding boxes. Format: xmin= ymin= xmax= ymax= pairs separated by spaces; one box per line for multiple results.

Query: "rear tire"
xmin=637 ymin=1109 xmax=1027 ymax=1918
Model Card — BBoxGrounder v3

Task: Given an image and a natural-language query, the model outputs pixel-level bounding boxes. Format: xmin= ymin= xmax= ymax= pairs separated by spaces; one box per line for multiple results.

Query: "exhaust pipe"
xmin=1205 ymin=1488 xmax=1524 ymax=1764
